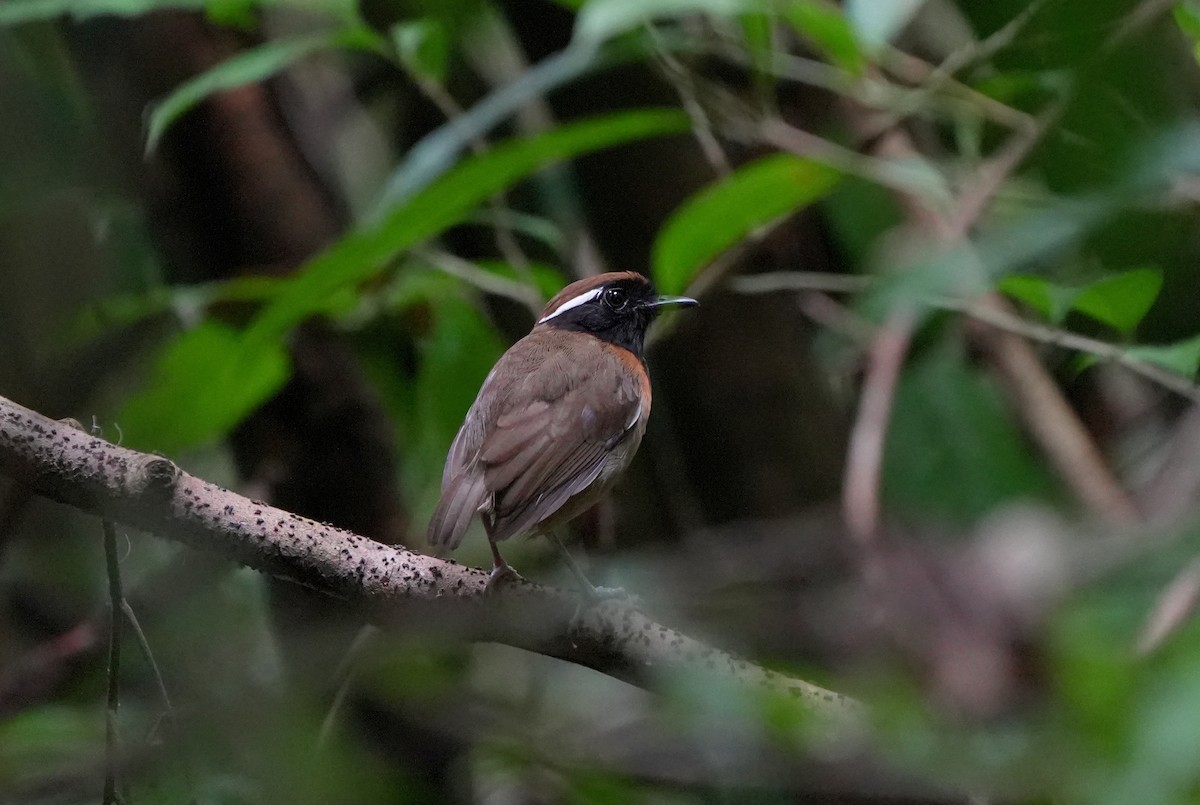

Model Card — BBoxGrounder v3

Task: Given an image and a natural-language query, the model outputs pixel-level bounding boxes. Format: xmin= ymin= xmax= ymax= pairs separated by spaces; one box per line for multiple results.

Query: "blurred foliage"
xmin=5 ymin=0 xmax=1200 ymax=803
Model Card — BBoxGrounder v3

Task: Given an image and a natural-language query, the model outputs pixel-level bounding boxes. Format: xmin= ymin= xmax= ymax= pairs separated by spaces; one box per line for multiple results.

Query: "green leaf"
xmin=1125 ymin=334 xmax=1200 ymax=379
xmin=1072 ymin=268 xmax=1162 ymax=335
xmin=997 ymin=274 xmax=1077 ymax=323
xmin=652 ymin=154 xmax=840 ymax=295
xmin=574 ymin=0 xmax=756 ymax=45
xmin=119 ymin=321 xmax=289 ymax=451
xmin=998 ymin=268 xmax=1162 ymax=333
xmin=392 ymin=18 xmax=451 ymax=83
xmin=145 ymin=27 xmax=381 ymax=154
xmin=248 ymin=108 xmax=690 ymax=343
xmin=782 ymin=0 xmax=865 ymax=75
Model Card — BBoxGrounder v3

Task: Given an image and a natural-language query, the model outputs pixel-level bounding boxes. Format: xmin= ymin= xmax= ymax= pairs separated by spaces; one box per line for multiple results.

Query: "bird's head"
xmin=534 ymin=272 xmax=697 ymax=357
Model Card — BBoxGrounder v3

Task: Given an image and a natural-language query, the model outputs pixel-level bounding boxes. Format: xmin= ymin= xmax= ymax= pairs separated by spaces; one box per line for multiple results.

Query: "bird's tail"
xmin=427 ymin=470 xmax=488 ymax=550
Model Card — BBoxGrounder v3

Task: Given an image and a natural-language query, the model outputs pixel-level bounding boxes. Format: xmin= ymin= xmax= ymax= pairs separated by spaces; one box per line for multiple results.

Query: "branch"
xmin=0 ymin=394 xmax=860 ymax=729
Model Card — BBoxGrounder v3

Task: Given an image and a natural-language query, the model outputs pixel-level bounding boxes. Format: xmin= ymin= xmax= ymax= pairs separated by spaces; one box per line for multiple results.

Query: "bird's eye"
xmin=603 ymin=287 xmax=628 ymax=310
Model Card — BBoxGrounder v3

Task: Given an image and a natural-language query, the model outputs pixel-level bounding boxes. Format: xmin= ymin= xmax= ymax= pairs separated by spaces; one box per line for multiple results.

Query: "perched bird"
xmin=427 ymin=271 xmax=697 ymax=591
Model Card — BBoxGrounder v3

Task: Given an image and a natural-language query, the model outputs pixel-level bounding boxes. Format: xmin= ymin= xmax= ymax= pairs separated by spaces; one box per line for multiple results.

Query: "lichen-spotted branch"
xmin=0 ymin=393 xmax=861 ymax=730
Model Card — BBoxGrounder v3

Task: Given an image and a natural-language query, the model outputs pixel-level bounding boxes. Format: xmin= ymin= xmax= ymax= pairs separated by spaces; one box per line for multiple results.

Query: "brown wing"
xmin=427 ymin=331 xmax=644 ymax=549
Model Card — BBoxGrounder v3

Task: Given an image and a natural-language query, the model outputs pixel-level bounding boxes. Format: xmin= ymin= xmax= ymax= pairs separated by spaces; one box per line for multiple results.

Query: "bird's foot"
xmin=484 ymin=562 xmax=525 ymax=594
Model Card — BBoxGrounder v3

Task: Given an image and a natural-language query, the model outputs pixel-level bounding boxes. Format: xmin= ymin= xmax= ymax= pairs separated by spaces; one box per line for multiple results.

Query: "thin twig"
xmin=943 ymin=297 xmax=1200 ymax=403
xmin=1103 ymin=0 xmax=1178 ymax=54
xmin=120 ymin=600 xmax=173 ymax=720
xmin=843 ymin=309 xmax=917 ymax=548
xmin=317 ymin=625 xmax=378 ymax=749
xmin=1136 ymin=555 xmax=1200 ymax=655
xmin=461 ymin=10 xmax=609 ymax=278
xmin=730 ymin=272 xmax=873 ymax=295
xmin=415 ymin=247 xmax=544 ymax=319
xmin=868 ymin=0 xmax=1049 ymax=139
xmin=694 ymin=37 xmax=1034 ymax=133
xmin=966 ymin=301 xmax=1140 ymax=523
xmin=944 ymin=99 xmax=1065 ymax=239
xmin=755 ymin=118 xmax=952 ymax=221
xmin=649 ymin=27 xmax=734 ymax=177
xmin=796 ymin=291 xmax=878 ymax=346
xmin=732 ymin=272 xmax=1200 ymax=404
xmin=102 ymin=519 xmax=123 ymax=805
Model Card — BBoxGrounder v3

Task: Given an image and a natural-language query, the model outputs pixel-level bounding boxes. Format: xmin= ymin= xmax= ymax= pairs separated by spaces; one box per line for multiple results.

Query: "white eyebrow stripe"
xmin=538 ymin=287 xmax=603 ymax=323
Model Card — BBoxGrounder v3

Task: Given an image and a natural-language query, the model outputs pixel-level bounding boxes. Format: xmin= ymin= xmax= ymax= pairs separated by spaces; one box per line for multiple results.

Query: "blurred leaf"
xmin=119 ymin=321 xmax=289 ymax=451
xmin=204 ymin=0 xmax=257 ymax=27
xmin=884 ymin=342 xmax=1057 ymax=523
xmin=413 ymin=296 xmax=506 ymax=476
xmin=1051 ymin=600 xmax=1139 ymax=754
xmin=391 ymin=18 xmax=450 ymax=83
xmin=1124 ymin=334 xmax=1200 ymax=379
xmin=653 ymin=154 xmax=840 ymax=295
xmin=0 ymin=0 xmax=204 ymax=23
xmin=68 ymin=276 xmax=285 ymax=346
xmin=1176 ymin=1 xmax=1200 ymax=38
xmin=782 ymin=0 xmax=865 ymax=75
xmin=0 ymin=0 xmax=360 ymax=24
xmin=1072 ymin=268 xmax=1162 ymax=335
xmin=844 ymin=0 xmax=925 ymax=48
xmin=1175 ymin=1 xmax=1200 ymax=63
xmin=740 ymin=12 xmax=775 ymax=105
xmin=145 ymin=27 xmax=382 ymax=154
xmin=250 ymin=108 xmax=689 ymax=343
xmin=379 ymin=270 xmax=507 ymax=505
xmin=574 ymin=0 xmax=755 ymax=45
xmin=0 ymin=706 xmax=103 ymax=784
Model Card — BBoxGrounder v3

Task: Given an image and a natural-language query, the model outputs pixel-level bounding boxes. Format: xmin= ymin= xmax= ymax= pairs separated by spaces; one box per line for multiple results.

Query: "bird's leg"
xmin=484 ymin=525 xmax=523 ymax=593
xmin=547 ymin=530 xmax=627 ymax=602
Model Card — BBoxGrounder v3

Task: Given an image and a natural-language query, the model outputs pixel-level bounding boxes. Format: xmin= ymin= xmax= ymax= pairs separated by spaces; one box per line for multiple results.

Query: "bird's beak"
xmin=643 ymin=295 xmax=699 ymax=310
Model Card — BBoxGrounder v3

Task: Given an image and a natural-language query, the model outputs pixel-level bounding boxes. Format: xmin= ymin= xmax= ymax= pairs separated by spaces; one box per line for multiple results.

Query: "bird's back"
xmin=427 ymin=329 xmax=646 ymax=549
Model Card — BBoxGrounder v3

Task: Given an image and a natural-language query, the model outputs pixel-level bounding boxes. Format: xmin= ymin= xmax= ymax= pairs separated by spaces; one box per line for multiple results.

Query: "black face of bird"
xmin=536 ymin=274 xmax=698 ymax=358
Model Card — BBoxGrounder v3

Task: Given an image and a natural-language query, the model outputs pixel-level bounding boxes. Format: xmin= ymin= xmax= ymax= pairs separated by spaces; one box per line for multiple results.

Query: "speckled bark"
xmin=0 ymin=394 xmax=859 ymax=725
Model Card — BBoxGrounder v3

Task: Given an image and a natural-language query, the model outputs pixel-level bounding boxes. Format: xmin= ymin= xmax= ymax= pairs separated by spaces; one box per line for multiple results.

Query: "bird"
xmin=427 ymin=271 xmax=697 ymax=593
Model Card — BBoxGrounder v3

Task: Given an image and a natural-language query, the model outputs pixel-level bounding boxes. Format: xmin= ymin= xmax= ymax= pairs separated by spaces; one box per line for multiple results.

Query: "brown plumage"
xmin=427 ymin=271 xmax=696 ymax=589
